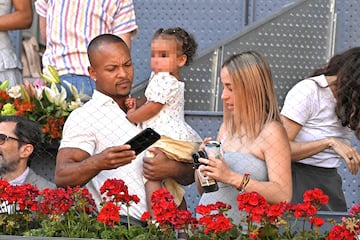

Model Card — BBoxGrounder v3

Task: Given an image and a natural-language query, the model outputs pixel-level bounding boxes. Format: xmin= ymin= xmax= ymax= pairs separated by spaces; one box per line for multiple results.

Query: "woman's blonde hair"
xmin=222 ymin=50 xmax=281 ymax=140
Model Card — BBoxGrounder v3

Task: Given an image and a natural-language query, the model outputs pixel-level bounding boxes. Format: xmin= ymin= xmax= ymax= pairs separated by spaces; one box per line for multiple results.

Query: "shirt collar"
xmin=91 ymin=90 xmax=129 ymax=115
xmin=9 ymin=167 xmax=29 ymax=186
xmin=91 ymin=90 xmax=115 ymax=106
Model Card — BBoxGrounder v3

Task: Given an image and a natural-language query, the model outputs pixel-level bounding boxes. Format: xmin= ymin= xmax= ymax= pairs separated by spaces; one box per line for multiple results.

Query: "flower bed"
xmin=0 ymin=178 xmax=359 ymax=239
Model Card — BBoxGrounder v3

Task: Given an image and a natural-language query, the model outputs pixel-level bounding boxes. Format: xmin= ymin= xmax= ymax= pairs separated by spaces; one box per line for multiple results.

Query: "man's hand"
xmin=94 ymin=145 xmax=137 ymax=170
xmin=143 ymin=147 xmax=195 ymax=185
xmin=55 ymin=145 xmax=136 ymax=187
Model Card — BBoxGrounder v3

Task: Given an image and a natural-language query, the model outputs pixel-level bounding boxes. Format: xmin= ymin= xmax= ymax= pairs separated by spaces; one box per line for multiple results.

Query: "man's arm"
xmin=38 ymin=15 xmax=46 ymax=43
xmin=143 ymin=148 xmax=195 ymax=186
xmin=115 ymin=0 xmax=138 ymax=50
xmin=55 ymin=145 xmax=136 ymax=187
xmin=119 ymin=31 xmax=136 ymax=50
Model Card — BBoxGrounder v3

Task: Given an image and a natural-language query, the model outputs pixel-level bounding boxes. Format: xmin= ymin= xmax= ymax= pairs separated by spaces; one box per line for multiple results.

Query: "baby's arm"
xmin=125 ymin=96 xmax=147 ymax=113
xmin=127 ymin=101 xmax=164 ymax=124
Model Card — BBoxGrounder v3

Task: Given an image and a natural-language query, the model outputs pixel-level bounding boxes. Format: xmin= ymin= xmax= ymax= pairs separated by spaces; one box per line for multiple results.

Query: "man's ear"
xmin=20 ymin=144 xmax=34 ymax=159
xmin=88 ymin=66 xmax=96 ymax=81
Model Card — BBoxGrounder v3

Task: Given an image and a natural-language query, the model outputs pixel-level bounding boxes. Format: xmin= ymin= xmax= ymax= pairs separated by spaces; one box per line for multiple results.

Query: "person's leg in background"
xmin=60 ymin=74 xmax=95 ymax=98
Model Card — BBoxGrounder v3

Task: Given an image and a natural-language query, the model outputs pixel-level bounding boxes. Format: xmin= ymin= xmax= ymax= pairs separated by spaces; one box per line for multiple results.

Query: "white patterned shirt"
xmin=60 ymin=90 xmax=147 ymax=219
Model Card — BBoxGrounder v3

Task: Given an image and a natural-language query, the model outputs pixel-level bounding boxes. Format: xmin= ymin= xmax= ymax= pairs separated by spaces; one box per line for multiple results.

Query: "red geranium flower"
xmin=303 ymin=188 xmax=329 ymax=207
xmin=100 ymin=178 xmax=140 ymax=206
xmin=97 ymin=202 xmax=120 ymax=227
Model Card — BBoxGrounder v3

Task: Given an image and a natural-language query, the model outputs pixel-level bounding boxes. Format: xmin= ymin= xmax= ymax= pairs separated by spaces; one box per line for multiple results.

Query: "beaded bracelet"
xmin=237 ymin=173 xmax=250 ymax=193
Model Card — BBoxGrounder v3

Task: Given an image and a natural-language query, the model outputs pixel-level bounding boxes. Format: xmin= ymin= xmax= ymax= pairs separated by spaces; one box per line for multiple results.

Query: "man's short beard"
xmin=0 ymin=162 xmax=18 ymax=178
xmin=0 ymin=166 xmax=8 ymax=178
xmin=116 ymin=93 xmax=129 ymax=98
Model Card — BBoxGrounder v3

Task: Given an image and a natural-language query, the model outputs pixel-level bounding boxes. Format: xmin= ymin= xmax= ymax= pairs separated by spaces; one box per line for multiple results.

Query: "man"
xmin=34 ymin=0 xmax=138 ymax=96
xmin=55 ymin=34 xmax=194 ymax=222
xmin=0 ymin=116 xmax=56 ymax=190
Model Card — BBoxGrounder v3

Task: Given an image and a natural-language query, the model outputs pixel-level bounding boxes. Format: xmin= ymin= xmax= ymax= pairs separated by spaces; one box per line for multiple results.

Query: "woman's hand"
xmin=198 ymin=156 xmax=233 ymax=184
xmin=199 ymin=137 xmax=212 ymax=150
xmin=329 ymin=137 xmax=360 ymax=174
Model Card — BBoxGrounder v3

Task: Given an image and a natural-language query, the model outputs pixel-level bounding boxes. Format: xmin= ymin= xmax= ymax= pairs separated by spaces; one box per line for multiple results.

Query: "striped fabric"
xmin=35 ymin=0 xmax=138 ymax=76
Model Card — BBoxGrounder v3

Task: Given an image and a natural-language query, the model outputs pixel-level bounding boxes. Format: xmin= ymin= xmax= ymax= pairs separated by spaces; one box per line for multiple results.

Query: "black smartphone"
xmin=125 ymin=128 xmax=161 ymax=155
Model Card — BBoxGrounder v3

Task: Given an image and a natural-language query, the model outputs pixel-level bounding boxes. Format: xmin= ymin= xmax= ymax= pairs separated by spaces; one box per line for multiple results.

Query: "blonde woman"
xmin=196 ymin=51 xmax=292 ymax=224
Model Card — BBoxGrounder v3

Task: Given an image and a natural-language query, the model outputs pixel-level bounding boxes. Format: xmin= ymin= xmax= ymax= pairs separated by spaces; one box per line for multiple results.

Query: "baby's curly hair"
xmin=152 ymin=27 xmax=198 ymax=66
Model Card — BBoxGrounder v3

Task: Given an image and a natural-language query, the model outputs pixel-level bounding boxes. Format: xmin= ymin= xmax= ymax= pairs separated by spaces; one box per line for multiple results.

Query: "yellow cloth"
xmin=154 ymin=135 xmax=200 ymax=163
xmin=145 ymin=135 xmax=200 ymax=206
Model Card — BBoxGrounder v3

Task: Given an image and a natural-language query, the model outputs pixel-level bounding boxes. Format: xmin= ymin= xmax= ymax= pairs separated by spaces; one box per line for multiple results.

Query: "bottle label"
xmin=205 ymin=141 xmax=222 ymax=159
xmin=196 ymin=168 xmax=217 ymax=187
xmin=194 ymin=141 xmax=221 ymax=192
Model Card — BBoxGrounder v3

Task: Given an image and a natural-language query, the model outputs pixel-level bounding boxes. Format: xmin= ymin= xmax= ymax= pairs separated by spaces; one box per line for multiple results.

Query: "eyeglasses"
xmin=0 ymin=133 xmax=19 ymax=145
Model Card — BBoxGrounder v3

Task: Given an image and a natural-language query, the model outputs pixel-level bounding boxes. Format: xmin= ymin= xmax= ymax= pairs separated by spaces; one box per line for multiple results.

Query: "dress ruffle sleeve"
xmin=145 ymin=72 xmax=179 ymax=104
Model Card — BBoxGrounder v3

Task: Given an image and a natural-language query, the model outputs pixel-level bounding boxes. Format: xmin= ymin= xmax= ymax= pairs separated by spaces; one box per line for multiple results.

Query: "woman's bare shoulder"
xmin=263 ymin=120 xmax=286 ymax=134
xmin=259 ymin=120 xmax=289 ymax=145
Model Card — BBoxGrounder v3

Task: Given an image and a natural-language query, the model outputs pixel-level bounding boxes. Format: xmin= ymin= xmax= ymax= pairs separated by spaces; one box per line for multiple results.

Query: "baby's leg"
xmin=145 ymin=180 xmax=162 ymax=216
xmin=178 ymin=197 xmax=187 ymax=210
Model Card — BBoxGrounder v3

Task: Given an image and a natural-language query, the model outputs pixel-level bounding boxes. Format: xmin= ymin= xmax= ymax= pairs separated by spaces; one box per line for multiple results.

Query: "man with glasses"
xmin=0 ymin=115 xmax=56 ymax=190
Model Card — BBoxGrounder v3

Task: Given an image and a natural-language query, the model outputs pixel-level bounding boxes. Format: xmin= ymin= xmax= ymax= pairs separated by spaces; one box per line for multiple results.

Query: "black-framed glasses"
xmin=0 ymin=133 xmax=19 ymax=145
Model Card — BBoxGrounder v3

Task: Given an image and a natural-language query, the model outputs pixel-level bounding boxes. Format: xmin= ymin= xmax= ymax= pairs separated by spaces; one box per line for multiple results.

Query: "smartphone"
xmin=125 ymin=128 xmax=161 ymax=155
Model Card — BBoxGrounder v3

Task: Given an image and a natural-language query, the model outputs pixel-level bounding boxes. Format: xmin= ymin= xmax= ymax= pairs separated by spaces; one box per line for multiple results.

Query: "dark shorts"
xmin=291 ymin=162 xmax=347 ymax=211
xmin=120 ymin=215 xmax=147 ymax=227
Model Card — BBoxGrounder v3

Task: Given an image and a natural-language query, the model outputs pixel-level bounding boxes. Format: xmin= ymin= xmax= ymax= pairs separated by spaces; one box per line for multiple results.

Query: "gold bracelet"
xmin=236 ymin=173 xmax=250 ymax=193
